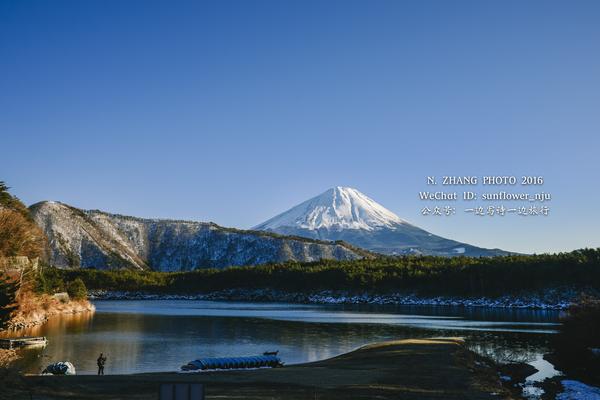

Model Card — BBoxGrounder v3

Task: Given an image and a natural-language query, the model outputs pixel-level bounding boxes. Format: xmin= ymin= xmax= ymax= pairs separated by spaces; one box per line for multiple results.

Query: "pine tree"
xmin=0 ymin=272 xmax=18 ymax=329
xmin=67 ymin=278 xmax=88 ymax=300
xmin=0 ymin=181 xmax=29 ymax=216
xmin=0 ymin=180 xmax=47 ymax=259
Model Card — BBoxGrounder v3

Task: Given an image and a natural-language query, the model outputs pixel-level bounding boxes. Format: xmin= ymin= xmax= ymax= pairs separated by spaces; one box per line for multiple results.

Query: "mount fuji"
xmin=254 ymin=187 xmax=509 ymax=257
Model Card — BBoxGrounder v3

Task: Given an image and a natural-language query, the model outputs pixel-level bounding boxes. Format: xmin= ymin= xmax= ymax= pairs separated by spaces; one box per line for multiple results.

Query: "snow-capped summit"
xmin=254 ymin=187 xmax=510 ymax=257
xmin=255 ymin=187 xmax=406 ymax=232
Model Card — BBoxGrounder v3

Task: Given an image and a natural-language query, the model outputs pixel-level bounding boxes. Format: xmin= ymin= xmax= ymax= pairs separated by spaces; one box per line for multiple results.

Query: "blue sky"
xmin=2 ymin=0 xmax=599 ymax=254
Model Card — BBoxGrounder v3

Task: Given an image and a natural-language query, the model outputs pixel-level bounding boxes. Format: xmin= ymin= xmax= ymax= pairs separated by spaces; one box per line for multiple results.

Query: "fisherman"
xmin=97 ymin=353 xmax=107 ymax=375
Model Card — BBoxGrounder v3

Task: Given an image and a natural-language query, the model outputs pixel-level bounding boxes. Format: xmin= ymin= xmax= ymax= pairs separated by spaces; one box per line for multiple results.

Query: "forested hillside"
xmin=52 ymin=248 xmax=600 ymax=297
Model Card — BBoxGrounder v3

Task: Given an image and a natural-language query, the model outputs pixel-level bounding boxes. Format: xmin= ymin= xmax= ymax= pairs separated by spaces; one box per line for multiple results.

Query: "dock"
xmin=0 ymin=336 xmax=47 ymax=349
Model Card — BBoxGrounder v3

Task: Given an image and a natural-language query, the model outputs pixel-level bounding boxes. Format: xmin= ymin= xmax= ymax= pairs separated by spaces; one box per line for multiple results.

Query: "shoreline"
xmin=11 ymin=338 xmax=514 ymax=399
xmin=0 ymin=297 xmax=95 ymax=370
xmin=88 ymin=288 xmax=582 ymax=310
xmin=3 ymin=310 xmax=599 ymax=399
xmin=4 ymin=296 xmax=95 ymax=332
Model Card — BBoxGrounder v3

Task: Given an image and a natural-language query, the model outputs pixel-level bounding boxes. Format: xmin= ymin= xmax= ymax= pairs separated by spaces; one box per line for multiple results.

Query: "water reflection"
xmin=465 ymin=333 xmax=551 ymax=364
xmin=13 ymin=300 xmax=560 ymax=375
xmin=0 ymin=311 xmax=94 ymax=339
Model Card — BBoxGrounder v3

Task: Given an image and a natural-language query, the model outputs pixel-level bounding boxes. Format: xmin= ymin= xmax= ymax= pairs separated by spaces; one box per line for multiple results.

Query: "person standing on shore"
xmin=97 ymin=353 xmax=107 ymax=375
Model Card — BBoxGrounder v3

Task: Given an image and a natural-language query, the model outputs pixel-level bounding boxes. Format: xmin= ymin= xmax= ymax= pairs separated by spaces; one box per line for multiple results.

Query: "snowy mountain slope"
xmin=254 ymin=187 xmax=509 ymax=257
xmin=29 ymin=201 xmax=364 ymax=271
xmin=256 ymin=187 xmax=405 ymax=231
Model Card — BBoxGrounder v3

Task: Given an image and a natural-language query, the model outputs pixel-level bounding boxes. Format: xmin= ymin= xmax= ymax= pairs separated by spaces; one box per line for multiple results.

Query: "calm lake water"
xmin=11 ymin=300 xmax=561 ymax=375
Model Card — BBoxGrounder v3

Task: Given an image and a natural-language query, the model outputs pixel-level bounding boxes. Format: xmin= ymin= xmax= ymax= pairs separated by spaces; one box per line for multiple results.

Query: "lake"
xmin=12 ymin=300 xmax=561 ymax=375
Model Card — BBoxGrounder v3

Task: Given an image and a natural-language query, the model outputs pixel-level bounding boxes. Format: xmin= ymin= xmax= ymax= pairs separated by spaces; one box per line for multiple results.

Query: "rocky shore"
xmin=88 ymin=287 xmax=588 ymax=310
xmin=4 ymin=295 xmax=95 ymax=331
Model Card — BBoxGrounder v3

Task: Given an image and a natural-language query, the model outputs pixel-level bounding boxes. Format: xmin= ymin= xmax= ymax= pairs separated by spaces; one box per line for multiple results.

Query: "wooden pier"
xmin=0 ymin=336 xmax=47 ymax=349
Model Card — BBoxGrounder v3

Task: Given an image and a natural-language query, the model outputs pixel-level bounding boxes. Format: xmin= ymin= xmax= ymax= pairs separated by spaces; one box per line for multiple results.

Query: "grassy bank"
xmin=9 ymin=338 xmax=511 ymax=400
xmin=48 ymin=248 xmax=600 ymax=298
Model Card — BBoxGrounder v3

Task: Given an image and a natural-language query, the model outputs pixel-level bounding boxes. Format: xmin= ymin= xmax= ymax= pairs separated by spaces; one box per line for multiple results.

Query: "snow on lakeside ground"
xmin=557 ymin=380 xmax=600 ymax=400
xmin=89 ymin=288 xmax=582 ymax=310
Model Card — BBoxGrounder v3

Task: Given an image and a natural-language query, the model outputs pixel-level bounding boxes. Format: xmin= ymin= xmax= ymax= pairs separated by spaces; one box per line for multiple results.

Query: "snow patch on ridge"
xmin=254 ymin=186 xmax=407 ymax=231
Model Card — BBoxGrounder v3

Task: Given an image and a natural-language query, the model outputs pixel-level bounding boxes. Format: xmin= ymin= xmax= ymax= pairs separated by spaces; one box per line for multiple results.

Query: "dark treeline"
xmin=554 ymin=296 xmax=600 ymax=384
xmin=45 ymin=248 xmax=600 ymax=297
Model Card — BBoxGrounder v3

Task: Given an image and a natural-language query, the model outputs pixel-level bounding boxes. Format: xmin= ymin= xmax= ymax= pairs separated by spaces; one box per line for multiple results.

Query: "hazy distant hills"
xmin=29 ymin=201 xmax=364 ymax=271
xmin=254 ymin=187 xmax=509 ymax=257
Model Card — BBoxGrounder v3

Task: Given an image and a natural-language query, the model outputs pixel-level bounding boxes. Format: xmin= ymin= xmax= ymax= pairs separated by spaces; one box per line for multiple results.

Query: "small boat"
xmin=263 ymin=350 xmax=278 ymax=356
xmin=22 ymin=337 xmax=48 ymax=347
xmin=0 ymin=336 xmax=48 ymax=349
xmin=42 ymin=361 xmax=76 ymax=375
xmin=181 ymin=354 xmax=283 ymax=371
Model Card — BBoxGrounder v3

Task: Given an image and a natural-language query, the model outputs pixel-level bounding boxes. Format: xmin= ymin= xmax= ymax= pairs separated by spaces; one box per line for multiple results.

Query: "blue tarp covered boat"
xmin=181 ymin=354 xmax=282 ymax=371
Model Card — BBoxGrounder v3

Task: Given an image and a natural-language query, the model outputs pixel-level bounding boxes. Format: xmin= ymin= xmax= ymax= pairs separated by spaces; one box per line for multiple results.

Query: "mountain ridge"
xmin=29 ymin=201 xmax=366 ymax=271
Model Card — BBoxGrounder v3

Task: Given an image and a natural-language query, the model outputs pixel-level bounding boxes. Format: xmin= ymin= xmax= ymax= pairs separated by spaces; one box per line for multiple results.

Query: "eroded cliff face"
xmin=29 ymin=201 xmax=363 ymax=271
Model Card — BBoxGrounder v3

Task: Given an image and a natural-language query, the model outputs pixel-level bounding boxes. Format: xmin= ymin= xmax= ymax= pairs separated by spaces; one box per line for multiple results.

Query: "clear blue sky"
xmin=2 ymin=0 xmax=599 ymax=254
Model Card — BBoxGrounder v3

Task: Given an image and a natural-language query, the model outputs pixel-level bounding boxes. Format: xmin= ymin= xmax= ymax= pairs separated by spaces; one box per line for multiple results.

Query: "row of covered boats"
xmin=181 ymin=351 xmax=282 ymax=371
